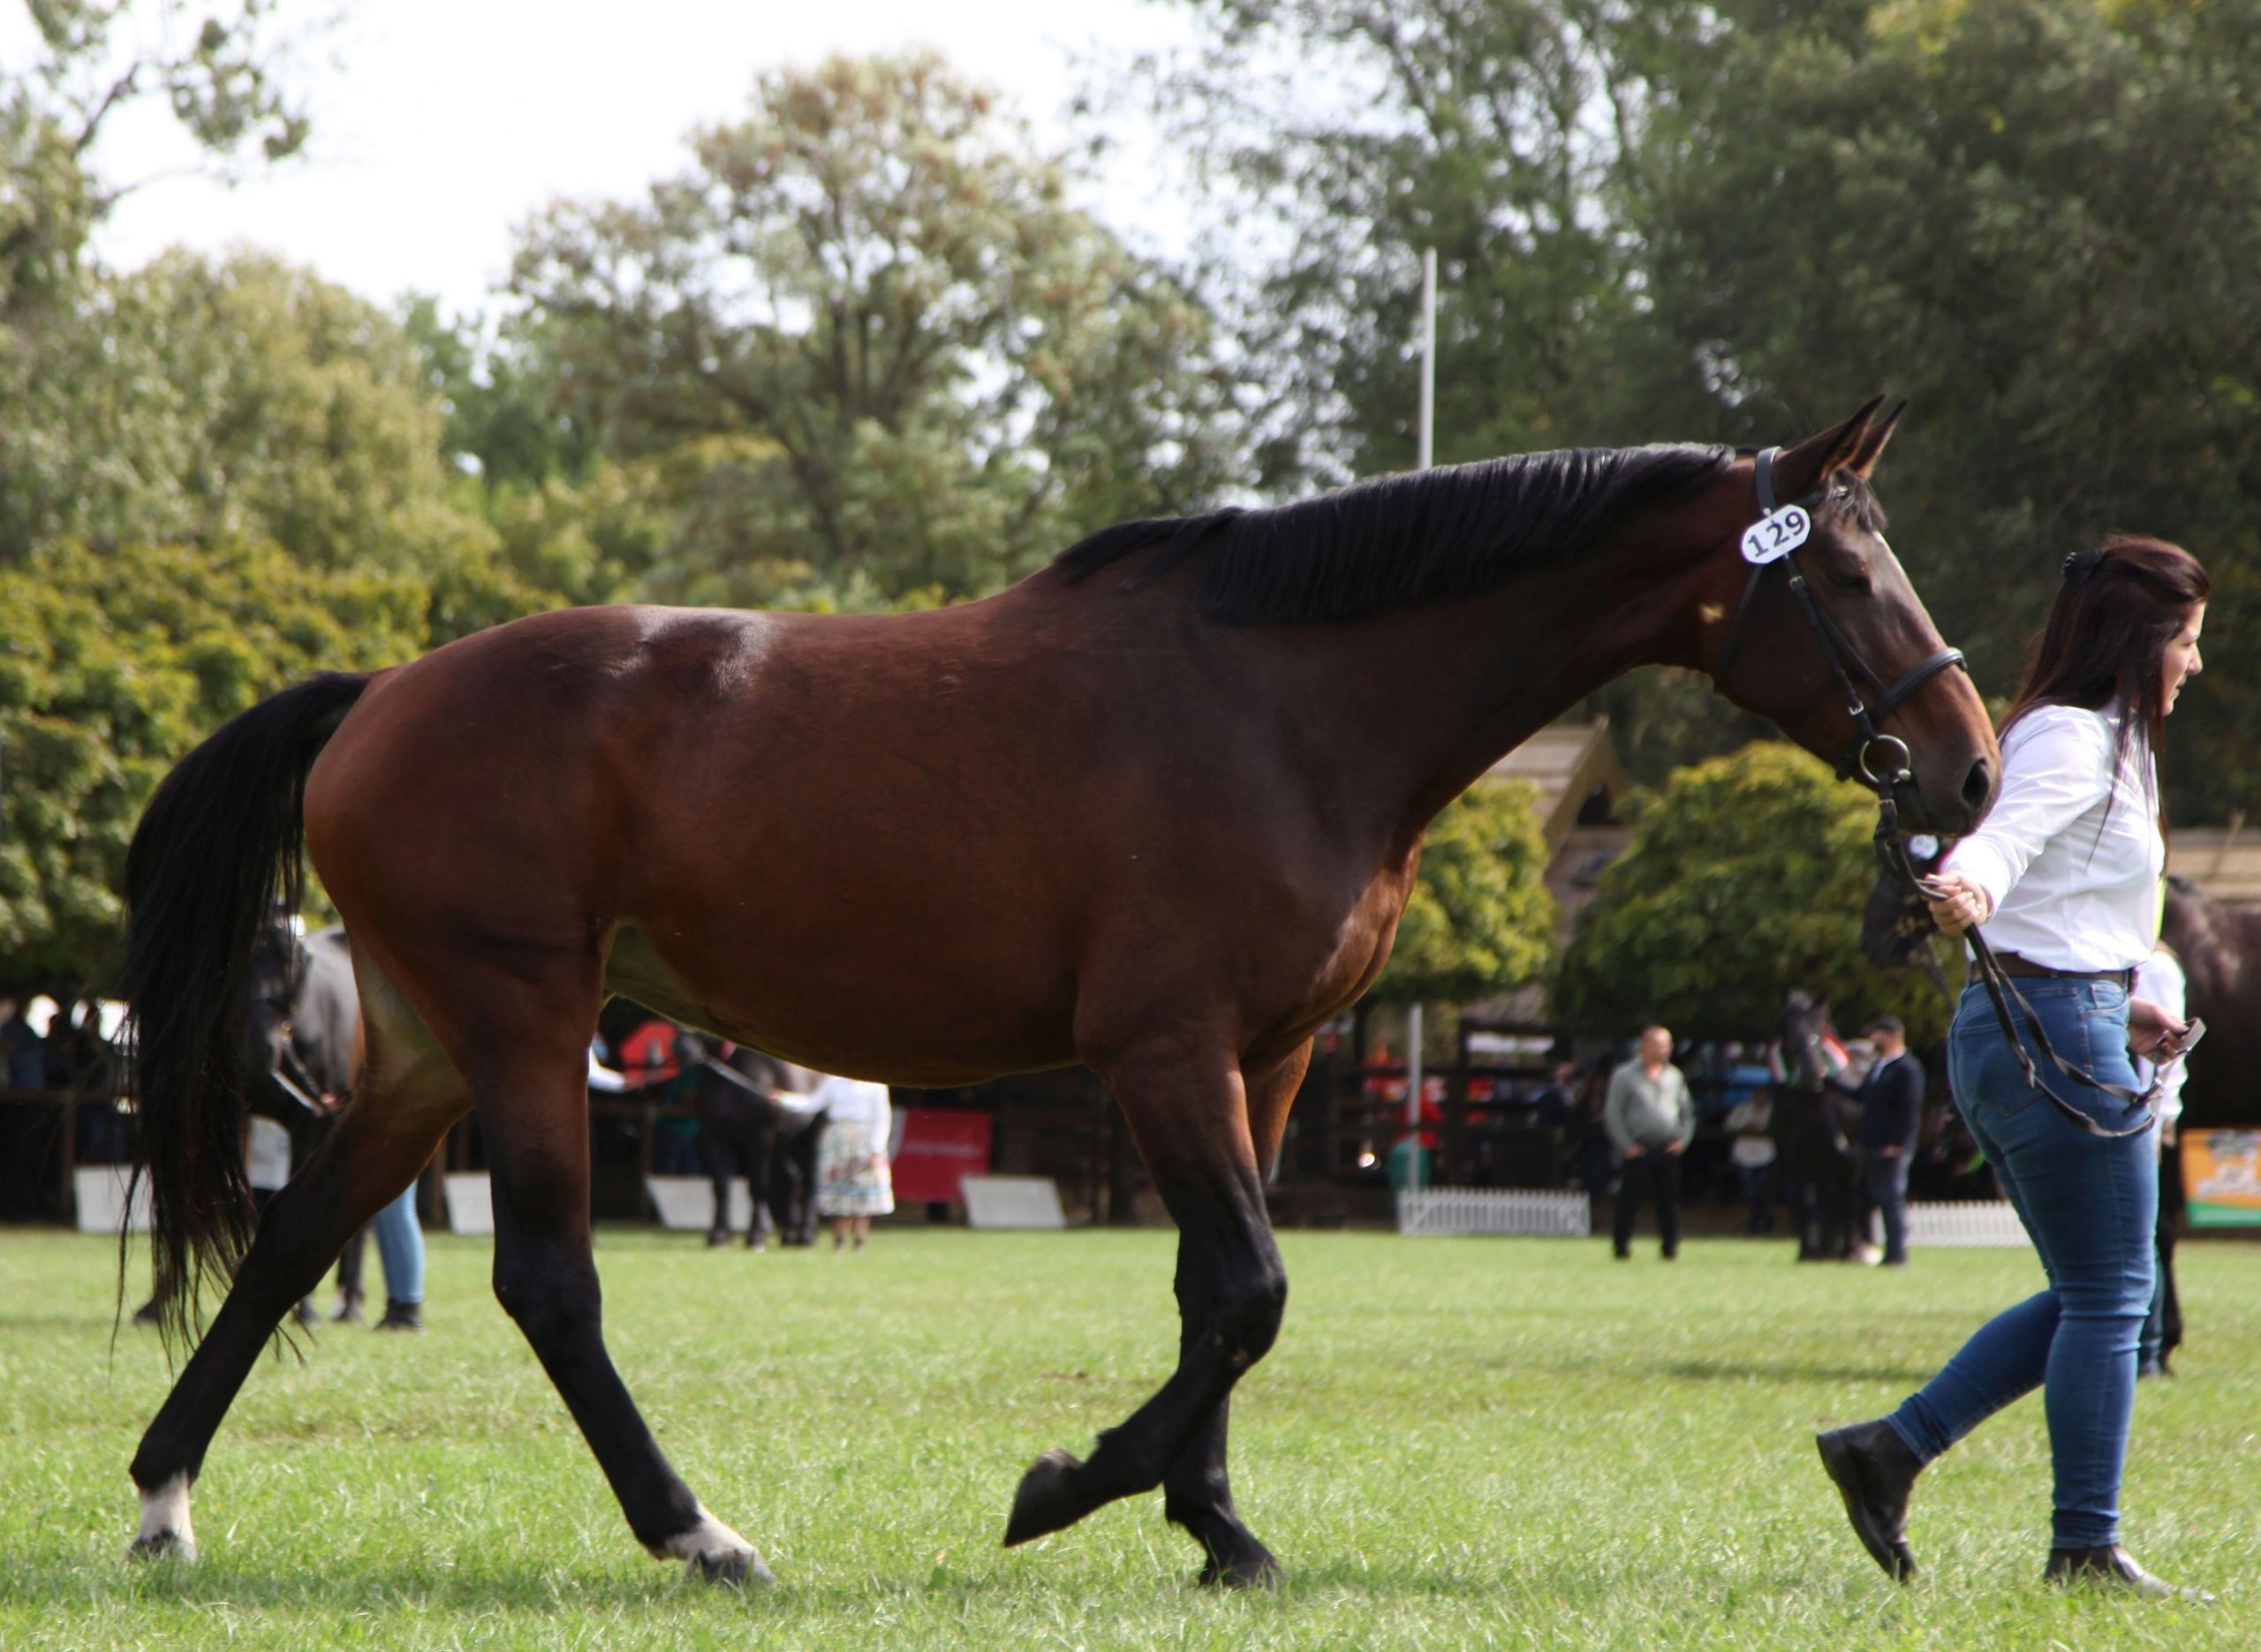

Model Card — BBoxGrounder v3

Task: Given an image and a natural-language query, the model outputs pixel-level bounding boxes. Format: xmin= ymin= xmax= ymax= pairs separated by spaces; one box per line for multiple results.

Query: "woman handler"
xmin=1817 ymin=537 xmax=2209 ymax=1597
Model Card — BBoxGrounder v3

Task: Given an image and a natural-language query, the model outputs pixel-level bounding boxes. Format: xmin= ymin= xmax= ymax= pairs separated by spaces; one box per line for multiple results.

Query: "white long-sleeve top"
xmin=1942 ymin=703 xmax=2165 ymax=972
xmin=813 ymin=1075 xmax=893 ymax=1155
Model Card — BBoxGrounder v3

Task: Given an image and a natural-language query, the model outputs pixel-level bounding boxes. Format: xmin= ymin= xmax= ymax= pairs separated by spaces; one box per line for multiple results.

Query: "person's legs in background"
xmin=1611 ymin=1154 xmax=1646 ymax=1258
xmin=1653 ymin=1152 xmax=1682 ymax=1258
xmin=371 ymin=1177 xmax=427 ymax=1331
xmin=1869 ymin=1152 xmax=1913 ymax=1265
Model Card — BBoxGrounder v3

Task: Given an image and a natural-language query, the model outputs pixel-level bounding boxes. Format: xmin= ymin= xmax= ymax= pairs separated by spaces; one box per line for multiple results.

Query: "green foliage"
xmin=1146 ymin=0 xmax=2261 ymax=817
xmin=1640 ymin=0 xmax=2261 ymax=822
xmin=0 ymin=0 xmax=311 ymax=320
xmin=1371 ymin=781 xmax=1555 ymax=1005
xmin=0 ymin=539 xmax=424 ymax=987
xmin=510 ymin=50 xmax=1244 ymax=609
xmin=1554 ymin=743 xmax=1949 ymax=1041
xmin=4 ymin=249 xmax=460 ymax=569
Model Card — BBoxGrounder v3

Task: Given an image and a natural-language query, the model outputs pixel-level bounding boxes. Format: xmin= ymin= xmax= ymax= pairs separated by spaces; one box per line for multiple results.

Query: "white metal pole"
xmin=1418 ymin=247 xmax=1437 ymax=471
xmin=1404 ymin=1003 xmax=1425 ymax=1196
xmin=1404 ymin=248 xmax=1436 ymax=1208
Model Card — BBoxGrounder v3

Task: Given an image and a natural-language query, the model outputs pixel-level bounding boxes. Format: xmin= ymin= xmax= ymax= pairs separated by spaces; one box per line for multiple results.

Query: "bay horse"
xmin=119 ymin=399 xmax=1997 ymax=1586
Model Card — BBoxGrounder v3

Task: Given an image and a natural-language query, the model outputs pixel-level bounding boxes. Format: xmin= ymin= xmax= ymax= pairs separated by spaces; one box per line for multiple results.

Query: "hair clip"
xmin=2062 ymin=547 xmax=2106 ymax=587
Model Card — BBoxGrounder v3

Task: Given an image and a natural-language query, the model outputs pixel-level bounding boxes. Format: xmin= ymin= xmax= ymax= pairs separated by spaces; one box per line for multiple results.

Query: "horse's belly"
xmin=604 ymin=922 xmax=1081 ymax=1087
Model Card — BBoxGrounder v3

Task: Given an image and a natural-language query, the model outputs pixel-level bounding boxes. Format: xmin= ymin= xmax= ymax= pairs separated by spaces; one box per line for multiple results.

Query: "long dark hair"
xmin=2001 ymin=536 xmax=2209 ymax=828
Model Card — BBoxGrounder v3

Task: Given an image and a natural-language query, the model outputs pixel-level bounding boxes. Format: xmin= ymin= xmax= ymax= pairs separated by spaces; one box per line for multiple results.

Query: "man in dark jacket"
xmin=1855 ymin=1016 xmax=1924 ymax=1266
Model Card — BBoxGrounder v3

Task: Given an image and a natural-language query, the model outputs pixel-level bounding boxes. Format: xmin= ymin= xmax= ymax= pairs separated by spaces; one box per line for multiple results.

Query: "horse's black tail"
xmin=120 ymin=672 xmax=371 ymax=1354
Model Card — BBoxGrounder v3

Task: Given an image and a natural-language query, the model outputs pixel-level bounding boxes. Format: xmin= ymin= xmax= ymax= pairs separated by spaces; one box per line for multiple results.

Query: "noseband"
xmin=1709 ymin=447 xmax=1967 ymax=792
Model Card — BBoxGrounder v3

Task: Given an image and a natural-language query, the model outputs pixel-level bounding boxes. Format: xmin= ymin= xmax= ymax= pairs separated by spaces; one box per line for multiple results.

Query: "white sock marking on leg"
xmin=134 ymin=1474 xmax=195 ymax=1556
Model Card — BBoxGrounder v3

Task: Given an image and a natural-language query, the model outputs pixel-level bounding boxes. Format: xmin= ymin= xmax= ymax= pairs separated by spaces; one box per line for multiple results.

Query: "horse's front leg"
xmin=1003 ymin=1028 xmax=1288 ymax=1570
xmin=1158 ymin=1042 xmax=1309 ymax=1587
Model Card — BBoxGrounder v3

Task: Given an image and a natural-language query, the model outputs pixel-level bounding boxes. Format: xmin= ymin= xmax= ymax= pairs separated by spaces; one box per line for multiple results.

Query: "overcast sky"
xmin=25 ymin=0 xmax=1201 ymax=317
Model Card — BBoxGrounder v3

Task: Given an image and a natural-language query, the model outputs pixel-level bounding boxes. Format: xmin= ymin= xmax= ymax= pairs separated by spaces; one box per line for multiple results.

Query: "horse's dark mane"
xmin=1054 ymin=442 xmax=1733 ymax=624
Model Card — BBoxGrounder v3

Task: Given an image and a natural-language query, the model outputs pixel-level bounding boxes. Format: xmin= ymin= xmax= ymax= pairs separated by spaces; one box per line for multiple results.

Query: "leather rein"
xmin=1714 ymin=449 xmax=2158 ymax=1142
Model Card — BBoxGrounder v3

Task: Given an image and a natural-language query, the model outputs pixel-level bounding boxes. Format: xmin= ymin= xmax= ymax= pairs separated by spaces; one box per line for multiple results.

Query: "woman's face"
xmin=2163 ymin=603 xmax=2206 ymax=714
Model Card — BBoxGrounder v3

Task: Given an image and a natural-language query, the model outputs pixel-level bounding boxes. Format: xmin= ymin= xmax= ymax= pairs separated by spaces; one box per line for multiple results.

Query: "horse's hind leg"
xmin=1004 ymin=1026 xmax=1288 ymax=1568
xmin=1161 ymin=1043 xmax=1310 ymax=1587
xmin=127 ymin=1007 xmax=465 ymax=1559
xmin=453 ymin=973 xmax=768 ymax=1583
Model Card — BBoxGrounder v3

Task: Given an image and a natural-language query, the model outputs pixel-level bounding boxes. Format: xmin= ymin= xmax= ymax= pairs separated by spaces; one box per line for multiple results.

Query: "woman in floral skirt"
xmin=813 ymin=1073 xmax=895 ymax=1249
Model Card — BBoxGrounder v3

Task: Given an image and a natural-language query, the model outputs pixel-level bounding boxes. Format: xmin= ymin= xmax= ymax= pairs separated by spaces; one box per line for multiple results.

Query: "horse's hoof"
xmin=126 ymin=1530 xmax=197 ymax=1564
xmin=1198 ymin=1548 xmax=1282 ymax=1590
xmin=687 ymin=1545 xmax=774 ymax=1588
xmin=1003 ymin=1447 xmax=1086 ymax=1547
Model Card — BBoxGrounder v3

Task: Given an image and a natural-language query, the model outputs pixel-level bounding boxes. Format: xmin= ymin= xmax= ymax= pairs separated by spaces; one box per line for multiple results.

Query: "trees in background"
xmin=1553 ymin=743 xmax=1949 ymax=1045
xmin=1144 ymin=0 xmax=2261 ymax=817
xmin=0 ymin=540 xmax=423 ymax=983
xmin=1640 ymin=0 xmax=2261 ymax=820
xmin=1371 ymin=781 xmax=1556 ymax=1009
xmin=506 ymin=51 xmax=1243 ymax=611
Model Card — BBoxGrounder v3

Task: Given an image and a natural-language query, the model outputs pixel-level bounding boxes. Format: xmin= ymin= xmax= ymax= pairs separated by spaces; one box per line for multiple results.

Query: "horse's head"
xmin=238 ymin=914 xmax=307 ymax=1083
xmin=1699 ymin=399 xmax=1999 ymax=837
xmin=1775 ymin=989 xmax=1831 ymax=1092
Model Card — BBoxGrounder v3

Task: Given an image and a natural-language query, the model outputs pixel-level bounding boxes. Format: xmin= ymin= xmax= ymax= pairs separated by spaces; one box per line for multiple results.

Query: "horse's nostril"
xmin=1961 ymin=756 xmax=1996 ymax=819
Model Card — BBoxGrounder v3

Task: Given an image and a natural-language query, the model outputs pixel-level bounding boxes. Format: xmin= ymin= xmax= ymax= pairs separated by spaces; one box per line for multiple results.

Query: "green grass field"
xmin=2 ymin=1225 xmax=2253 ymax=1649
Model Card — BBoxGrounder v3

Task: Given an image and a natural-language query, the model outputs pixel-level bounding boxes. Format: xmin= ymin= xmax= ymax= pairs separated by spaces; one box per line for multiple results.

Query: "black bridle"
xmin=1711 ymin=447 xmax=1967 ymax=790
xmin=1714 ymin=448 xmax=2157 ymax=1141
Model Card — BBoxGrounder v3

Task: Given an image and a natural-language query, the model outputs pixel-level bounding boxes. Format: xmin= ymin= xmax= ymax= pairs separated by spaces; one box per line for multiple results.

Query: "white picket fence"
xmin=1396 ymin=1187 xmax=1592 ymax=1237
xmin=1907 ymin=1201 xmax=2031 ymax=1248
xmin=1394 ymin=1188 xmax=2024 ymax=1248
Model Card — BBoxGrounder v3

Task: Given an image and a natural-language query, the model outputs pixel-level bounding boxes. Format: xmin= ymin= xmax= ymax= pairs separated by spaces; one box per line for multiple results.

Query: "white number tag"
xmin=1740 ymin=504 xmax=1811 ymax=564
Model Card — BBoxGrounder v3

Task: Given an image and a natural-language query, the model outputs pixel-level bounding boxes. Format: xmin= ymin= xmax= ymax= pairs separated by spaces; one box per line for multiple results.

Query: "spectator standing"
xmin=1852 ymin=1017 xmax=1924 ymax=1266
xmin=1723 ymin=1084 xmax=1778 ymax=1236
xmin=1605 ymin=1024 xmax=1694 ymax=1260
xmin=813 ymin=1074 xmax=894 ymax=1250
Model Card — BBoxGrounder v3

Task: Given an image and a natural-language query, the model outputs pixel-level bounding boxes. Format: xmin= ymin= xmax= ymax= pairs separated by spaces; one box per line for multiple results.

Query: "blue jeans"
xmin=371 ymin=1181 xmax=425 ymax=1307
xmin=1887 ymin=977 xmax=2155 ymax=1550
xmin=1864 ymin=1150 xmax=1912 ymax=1264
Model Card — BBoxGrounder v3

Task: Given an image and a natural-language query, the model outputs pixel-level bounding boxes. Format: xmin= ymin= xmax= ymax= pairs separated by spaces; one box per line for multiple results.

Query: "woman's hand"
xmin=2129 ymin=996 xmax=2191 ymax=1059
xmin=1920 ymin=869 xmax=1992 ymax=935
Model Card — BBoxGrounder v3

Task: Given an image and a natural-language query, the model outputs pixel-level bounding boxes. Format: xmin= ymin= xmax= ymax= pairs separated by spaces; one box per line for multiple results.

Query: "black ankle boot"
xmin=374 ymin=1299 xmax=424 ymax=1331
xmin=2045 ymin=1544 xmax=2213 ymax=1602
xmin=1816 ymin=1419 xmax=1924 ymax=1581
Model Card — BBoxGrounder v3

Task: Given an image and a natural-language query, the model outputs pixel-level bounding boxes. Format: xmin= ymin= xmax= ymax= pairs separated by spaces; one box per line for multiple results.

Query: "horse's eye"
xmin=1826 ymin=565 xmax=1872 ymax=593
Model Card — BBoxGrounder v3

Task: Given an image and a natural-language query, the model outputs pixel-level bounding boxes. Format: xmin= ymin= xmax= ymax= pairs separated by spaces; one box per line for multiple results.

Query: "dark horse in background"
xmin=2158 ymin=876 xmax=2259 ymax=1132
xmin=1774 ymin=991 xmax=1864 ymax=1261
xmin=673 ymin=1032 xmax=827 ymax=1248
xmin=118 ymin=401 xmax=1997 ymax=1585
xmin=135 ymin=920 xmax=361 ymax=1329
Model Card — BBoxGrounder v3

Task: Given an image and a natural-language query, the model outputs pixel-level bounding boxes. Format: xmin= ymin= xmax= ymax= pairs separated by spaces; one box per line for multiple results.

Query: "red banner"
xmin=890 ymin=1107 xmax=993 ymax=1204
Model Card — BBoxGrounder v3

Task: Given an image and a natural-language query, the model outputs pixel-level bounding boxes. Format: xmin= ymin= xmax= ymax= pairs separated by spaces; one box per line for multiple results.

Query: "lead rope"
xmin=1870 ymin=790 xmax=2157 ymax=1141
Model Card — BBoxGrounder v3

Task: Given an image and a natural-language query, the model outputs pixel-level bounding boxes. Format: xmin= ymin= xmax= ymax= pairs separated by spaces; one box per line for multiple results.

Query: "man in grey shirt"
xmin=1606 ymin=1022 xmax=1695 ymax=1259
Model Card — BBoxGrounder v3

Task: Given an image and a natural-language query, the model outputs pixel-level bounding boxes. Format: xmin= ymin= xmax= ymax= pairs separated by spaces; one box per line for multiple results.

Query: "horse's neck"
xmin=1249 ymin=537 xmax=1711 ymax=839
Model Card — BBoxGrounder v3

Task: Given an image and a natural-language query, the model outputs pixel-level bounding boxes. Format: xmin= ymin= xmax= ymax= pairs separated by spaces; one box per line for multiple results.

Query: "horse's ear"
xmin=1770 ymin=395 xmax=1886 ymax=501
xmin=1849 ymin=400 xmax=1907 ymax=479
